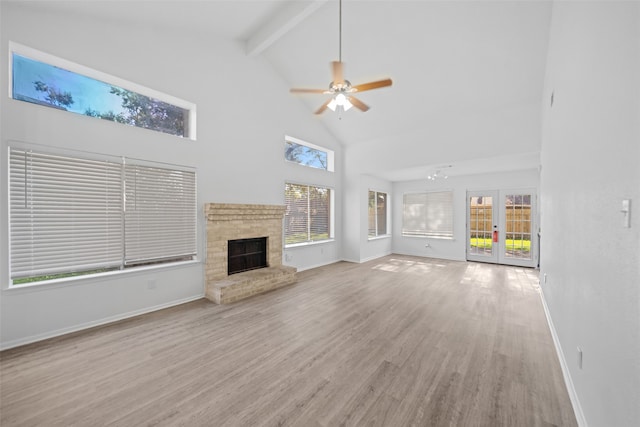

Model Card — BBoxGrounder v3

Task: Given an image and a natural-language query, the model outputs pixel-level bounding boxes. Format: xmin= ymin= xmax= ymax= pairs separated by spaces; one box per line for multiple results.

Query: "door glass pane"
xmin=504 ymin=194 xmax=532 ymax=260
xmin=469 ymin=196 xmax=493 ymax=256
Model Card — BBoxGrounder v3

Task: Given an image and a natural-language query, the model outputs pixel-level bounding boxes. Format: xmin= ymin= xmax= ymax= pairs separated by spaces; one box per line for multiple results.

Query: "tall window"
xmin=284 ymin=136 xmax=334 ymax=172
xmin=402 ymin=191 xmax=454 ymax=238
xmin=368 ymin=191 xmax=388 ymax=237
xmin=284 ymin=183 xmax=333 ymax=245
xmin=10 ymin=42 xmax=196 ymax=139
xmin=8 ymin=146 xmax=197 ymax=285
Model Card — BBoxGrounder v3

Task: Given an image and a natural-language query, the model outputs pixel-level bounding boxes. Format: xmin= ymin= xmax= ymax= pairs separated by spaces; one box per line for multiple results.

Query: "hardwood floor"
xmin=0 ymin=255 xmax=577 ymax=426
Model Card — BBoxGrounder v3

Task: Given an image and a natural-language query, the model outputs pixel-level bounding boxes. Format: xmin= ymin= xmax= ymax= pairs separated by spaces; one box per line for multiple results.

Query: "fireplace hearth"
xmin=205 ymin=203 xmax=296 ymax=304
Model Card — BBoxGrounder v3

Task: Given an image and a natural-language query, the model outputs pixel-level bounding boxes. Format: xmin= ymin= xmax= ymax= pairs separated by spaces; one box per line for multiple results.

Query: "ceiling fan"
xmin=290 ymin=0 xmax=392 ymax=114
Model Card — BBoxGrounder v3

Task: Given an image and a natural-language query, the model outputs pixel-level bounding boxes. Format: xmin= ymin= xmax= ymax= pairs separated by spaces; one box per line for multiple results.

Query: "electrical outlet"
xmin=543 ymin=273 xmax=547 ymax=284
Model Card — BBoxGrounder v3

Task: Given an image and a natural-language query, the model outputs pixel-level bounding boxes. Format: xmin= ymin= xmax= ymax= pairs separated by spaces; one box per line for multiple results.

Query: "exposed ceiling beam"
xmin=245 ymin=0 xmax=329 ymax=57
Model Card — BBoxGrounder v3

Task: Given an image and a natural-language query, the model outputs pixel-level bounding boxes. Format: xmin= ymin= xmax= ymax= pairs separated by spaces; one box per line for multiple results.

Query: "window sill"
xmin=402 ymin=235 xmax=455 ymax=240
xmin=4 ymin=259 xmax=201 ymax=293
xmin=368 ymin=234 xmax=391 ymax=241
xmin=285 ymin=239 xmax=335 ymax=249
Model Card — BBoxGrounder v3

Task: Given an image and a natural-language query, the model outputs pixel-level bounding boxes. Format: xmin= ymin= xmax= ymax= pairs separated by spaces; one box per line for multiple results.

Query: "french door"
xmin=466 ymin=189 xmax=537 ymax=267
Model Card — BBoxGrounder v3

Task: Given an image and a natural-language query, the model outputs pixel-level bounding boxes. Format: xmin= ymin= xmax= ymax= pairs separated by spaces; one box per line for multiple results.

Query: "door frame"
xmin=466 ymin=188 xmax=537 ymax=268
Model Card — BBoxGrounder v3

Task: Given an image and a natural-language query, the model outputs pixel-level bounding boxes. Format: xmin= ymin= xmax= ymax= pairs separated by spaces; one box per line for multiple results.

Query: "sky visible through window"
xmin=12 ymin=53 xmax=188 ymax=137
xmin=285 ymin=140 xmax=328 ymax=170
xmin=13 ymin=54 xmax=126 ymax=115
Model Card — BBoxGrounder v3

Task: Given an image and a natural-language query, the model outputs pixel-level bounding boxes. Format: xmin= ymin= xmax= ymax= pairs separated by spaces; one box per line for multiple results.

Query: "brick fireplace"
xmin=204 ymin=203 xmax=296 ymax=304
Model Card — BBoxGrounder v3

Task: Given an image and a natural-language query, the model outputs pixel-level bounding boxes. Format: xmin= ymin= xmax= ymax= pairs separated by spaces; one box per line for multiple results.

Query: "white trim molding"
xmin=539 ymin=289 xmax=588 ymax=427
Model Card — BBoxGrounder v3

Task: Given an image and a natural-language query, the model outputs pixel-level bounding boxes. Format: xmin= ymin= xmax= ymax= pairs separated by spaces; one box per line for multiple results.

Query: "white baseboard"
xmin=360 ymin=252 xmax=393 ymax=263
xmin=539 ymin=289 xmax=588 ymax=427
xmin=0 ymin=294 xmax=204 ymax=351
xmin=338 ymin=253 xmax=392 ymax=265
xmin=391 ymin=251 xmax=465 ymax=262
xmin=292 ymin=259 xmax=341 ymax=272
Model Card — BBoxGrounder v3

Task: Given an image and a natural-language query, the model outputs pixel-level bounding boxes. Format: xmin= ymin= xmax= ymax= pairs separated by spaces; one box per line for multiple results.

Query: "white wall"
xmin=539 ymin=2 xmax=640 ymax=426
xmin=0 ymin=3 xmax=342 ymax=349
xmin=340 ymin=170 xmax=393 ymax=263
xmin=393 ymin=169 xmax=539 ymax=261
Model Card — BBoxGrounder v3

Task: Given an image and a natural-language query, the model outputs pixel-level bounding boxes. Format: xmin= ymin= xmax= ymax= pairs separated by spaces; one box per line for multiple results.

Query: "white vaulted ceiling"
xmin=11 ymin=0 xmax=552 ymax=180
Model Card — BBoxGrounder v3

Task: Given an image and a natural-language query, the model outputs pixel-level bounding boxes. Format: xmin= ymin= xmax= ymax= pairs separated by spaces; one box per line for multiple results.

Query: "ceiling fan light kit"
xmin=290 ymin=0 xmax=392 ymax=115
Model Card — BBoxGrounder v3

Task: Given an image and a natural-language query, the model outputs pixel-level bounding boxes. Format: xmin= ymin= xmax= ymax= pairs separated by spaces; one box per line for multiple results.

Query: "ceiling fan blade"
xmin=348 ymin=96 xmax=370 ymax=112
xmin=290 ymin=88 xmax=327 ymax=94
xmin=332 ymin=61 xmax=344 ymax=84
xmin=315 ymin=98 xmax=332 ymax=115
xmin=352 ymin=78 xmax=393 ymax=92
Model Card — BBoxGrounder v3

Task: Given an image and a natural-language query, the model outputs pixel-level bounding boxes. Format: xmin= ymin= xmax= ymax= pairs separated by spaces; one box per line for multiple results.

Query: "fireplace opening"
xmin=228 ymin=237 xmax=268 ymax=275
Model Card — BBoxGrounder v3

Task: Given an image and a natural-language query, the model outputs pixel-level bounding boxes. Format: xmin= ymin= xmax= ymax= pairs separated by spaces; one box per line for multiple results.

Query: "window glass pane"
xmin=9 ymin=148 xmax=123 ymax=283
xmin=9 ymin=146 xmax=197 ymax=285
xmin=12 ymin=52 xmax=191 ymax=138
xmin=402 ymin=191 xmax=453 ymax=238
xmin=285 ymin=183 xmax=309 ymax=245
xmin=285 ymin=183 xmax=331 ymax=245
xmin=377 ymin=192 xmax=387 ymax=235
xmin=368 ymin=191 xmax=376 ymax=237
xmin=504 ymin=193 xmax=532 ymax=260
xmin=285 ymin=140 xmax=328 ymax=170
xmin=124 ymin=164 xmax=197 ymax=265
xmin=309 ymin=186 xmax=330 ymax=240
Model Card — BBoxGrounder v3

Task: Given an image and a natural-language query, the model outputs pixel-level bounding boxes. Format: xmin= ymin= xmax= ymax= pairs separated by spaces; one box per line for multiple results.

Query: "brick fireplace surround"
xmin=204 ymin=203 xmax=297 ymax=304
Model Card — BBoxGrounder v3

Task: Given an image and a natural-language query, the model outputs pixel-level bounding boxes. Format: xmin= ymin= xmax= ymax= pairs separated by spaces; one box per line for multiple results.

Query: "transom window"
xmin=284 ymin=183 xmax=333 ymax=245
xmin=368 ymin=190 xmax=389 ymax=238
xmin=284 ymin=136 xmax=334 ymax=172
xmin=10 ymin=42 xmax=196 ymax=139
xmin=8 ymin=146 xmax=197 ymax=285
xmin=402 ymin=191 xmax=454 ymax=238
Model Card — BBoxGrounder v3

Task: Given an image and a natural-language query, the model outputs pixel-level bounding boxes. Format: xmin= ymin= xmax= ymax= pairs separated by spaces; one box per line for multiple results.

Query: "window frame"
xmin=284 ymin=135 xmax=334 ymax=172
xmin=7 ymin=143 xmax=198 ymax=288
xmin=284 ymin=181 xmax=335 ymax=247
xmin=402 ymin=190 xmax=454 ymax=239
xmin=9 ymin=41 xmax=197 ymax=140
xmin=368 ymin=190 xmax=390 ymax=239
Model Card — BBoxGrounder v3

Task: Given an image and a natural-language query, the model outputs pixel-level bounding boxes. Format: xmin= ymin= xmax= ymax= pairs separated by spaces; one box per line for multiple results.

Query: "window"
xmin=368 ymin=191 xmax=388 ymax=237
xmin=8 ymin=146 xmax=197 ymax=285
xmin=284 ymin=136 xmax=334 ymax=172
xmin=402 ymin=191 xmax=453 ymax=238
xmin=10 ymin=42 xmax=196 ymax=139
xmin=284 ymin=183 xmax=333 ymax=245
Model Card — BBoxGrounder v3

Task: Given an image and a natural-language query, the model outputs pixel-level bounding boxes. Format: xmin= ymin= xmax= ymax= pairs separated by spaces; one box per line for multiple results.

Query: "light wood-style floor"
xmin=1 ymin=255 xmax=577 ymax=427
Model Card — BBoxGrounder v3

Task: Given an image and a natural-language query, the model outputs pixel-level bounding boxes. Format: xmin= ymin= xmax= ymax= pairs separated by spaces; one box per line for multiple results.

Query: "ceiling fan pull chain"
xmin=339 ymin=0 xmax=342 ymax=62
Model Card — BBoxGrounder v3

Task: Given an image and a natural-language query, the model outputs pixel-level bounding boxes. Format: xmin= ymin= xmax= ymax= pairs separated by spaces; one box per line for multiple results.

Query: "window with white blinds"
xmin=124 ymin=163 xmax=197 ymax=266
xmin=402 ymin=191 xmax=454 ymax=238
xmin=284 ymin=183 xmax=332 ymax=245
xmin=8 ymin=146 xmax=197 ymax=285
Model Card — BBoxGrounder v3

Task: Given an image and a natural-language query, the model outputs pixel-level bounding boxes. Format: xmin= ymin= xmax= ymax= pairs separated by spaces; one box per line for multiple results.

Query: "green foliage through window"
xmin=285 ymin=183 xmax=332 ymax=245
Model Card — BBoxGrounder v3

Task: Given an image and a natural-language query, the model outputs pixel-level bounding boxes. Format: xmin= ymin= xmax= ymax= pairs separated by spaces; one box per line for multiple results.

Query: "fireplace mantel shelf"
xmin=206 ymin=203 xmax=286 ymax=221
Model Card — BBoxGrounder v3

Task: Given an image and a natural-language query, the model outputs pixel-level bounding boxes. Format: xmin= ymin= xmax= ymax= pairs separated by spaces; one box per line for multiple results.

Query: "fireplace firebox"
xmin=228 ymin=237 xmax=268 ymax=275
